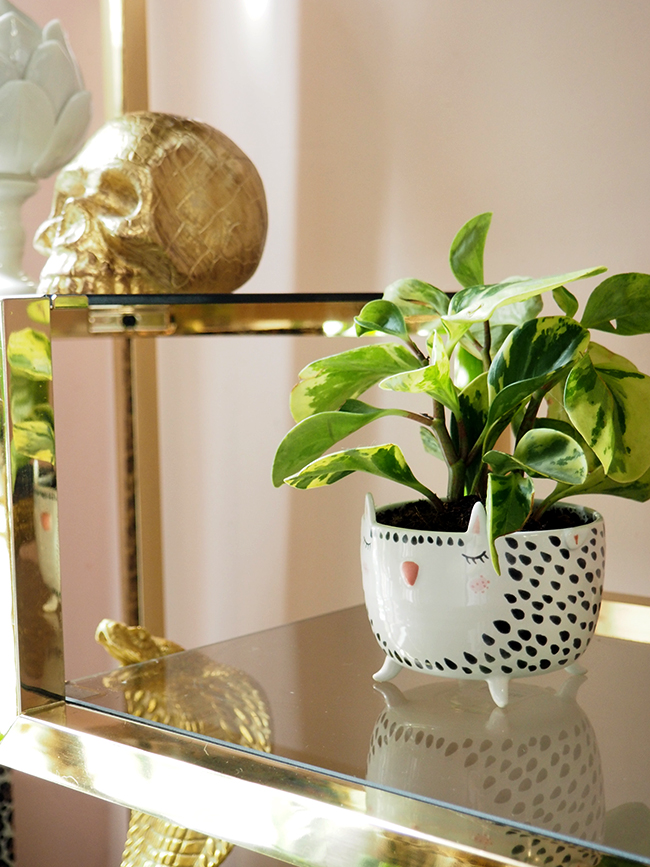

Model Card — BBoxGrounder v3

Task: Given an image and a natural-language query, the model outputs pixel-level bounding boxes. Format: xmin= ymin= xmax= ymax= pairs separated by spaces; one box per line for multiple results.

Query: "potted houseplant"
xmin=273 ymin=213 xmax=650 ymax=706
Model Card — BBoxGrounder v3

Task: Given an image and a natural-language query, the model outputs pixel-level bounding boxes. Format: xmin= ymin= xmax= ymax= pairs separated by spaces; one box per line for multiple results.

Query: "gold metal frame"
xmin=0 ymin=292 xmax=647 ymax=867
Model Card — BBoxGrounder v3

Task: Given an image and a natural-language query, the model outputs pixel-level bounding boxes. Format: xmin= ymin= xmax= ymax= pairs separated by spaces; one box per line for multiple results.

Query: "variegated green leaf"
xmin=383 ymin=278 xmax=450 ymax=328
xmin=461 ymin=295 xmax=545 ymax=363
xmin=455 ymin=373 xmax=490 ymax=492
xmin=7 ymin=328 xmax=52 ymax=381
xmin=381 ymin=332 xmax=460 ymax=415
xmin=492 ymin=294 xmax=544 ymax=327
xmin=458 ymin=372 xmax=489 ymax=450
xmin=290 ymin=343 xmax=419 ymax=422
xmin=10 ymin=378 xmax=48 ymax=424
xmin=449 ymin=212 xmax=492 ymax=288
xmin=13 ymin=420 xmax=55 ymax=464
xmin=355 ymin=299 xmax=409 ymax=340
xmin=553 ymin=286 xmax=579 ymax=319
xmin=283 ymin=443 xmax=436 ymax=501
xmin=272 ymin=400 xmax=410 ymax=486
xmin=487 ymin=317 xmax=590 ymax=430
xmin=442 ymin=267 xmax=605 ymax=344
xmin=486 ymin=473 xmax=534 ymax=572
xmin=484 ymin=429 xmax=587 ymax=484
xmin=581 ymin=272 xmax=650 ymax=335
xmin=588 ymin=340 xmax=641 ymax=373
xmin=564 ymin=350 xmax=650 ymax=482
xmin=455 ymin=344 xmax=484 ymax=386
xmin=420 ymin=426 xmax=444 ymax=461
xmin=515 ymin=429 xmax=587 ymax=483
xmin=534 ymin=417 xmax=600 ymax=473
xmin=545 ymin=379 xmax=571 ymax=424
xmin=27 ymin=299 xmax=50 ymax=324
xmin=553 ymin=465 xmax=650 ymax=503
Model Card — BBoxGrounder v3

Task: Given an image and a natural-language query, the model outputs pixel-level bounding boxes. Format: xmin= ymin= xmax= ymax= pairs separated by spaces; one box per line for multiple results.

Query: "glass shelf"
xmin=53 ymin=604 xmax=650 ymax=867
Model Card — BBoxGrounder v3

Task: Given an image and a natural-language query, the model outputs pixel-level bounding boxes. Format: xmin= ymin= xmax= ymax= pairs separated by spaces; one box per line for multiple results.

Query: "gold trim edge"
xmin=49 ymin=297 xmax=380 ymax=337
xmin=0 ymin=703 xmax=640 ymax=867
xmin=597 ymin=593 xmax=650 ymax=644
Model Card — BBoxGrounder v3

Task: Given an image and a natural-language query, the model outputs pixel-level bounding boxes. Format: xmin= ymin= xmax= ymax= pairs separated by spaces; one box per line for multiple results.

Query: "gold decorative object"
xmin=96 ymin=619 xmax=272 ymax=867
xmin=35 ymin=112 xmax=268 ymax=295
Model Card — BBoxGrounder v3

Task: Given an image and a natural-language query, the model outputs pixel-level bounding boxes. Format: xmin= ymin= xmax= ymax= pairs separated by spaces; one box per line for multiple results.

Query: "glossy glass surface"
xmin=68 ymin=604 xmax=650 ymax=865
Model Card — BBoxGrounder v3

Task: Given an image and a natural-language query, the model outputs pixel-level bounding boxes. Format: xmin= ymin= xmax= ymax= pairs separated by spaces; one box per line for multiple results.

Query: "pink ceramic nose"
xmin=401 ymin=561 xmax=419 ymax=586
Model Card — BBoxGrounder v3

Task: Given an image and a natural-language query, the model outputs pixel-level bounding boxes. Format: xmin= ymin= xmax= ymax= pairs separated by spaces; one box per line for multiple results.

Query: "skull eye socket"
xmin=94 ymin=169 xmax=140 ymax=217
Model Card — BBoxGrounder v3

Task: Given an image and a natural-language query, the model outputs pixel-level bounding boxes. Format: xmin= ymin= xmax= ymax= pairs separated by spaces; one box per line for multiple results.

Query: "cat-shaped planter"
xmin=361 ymin=494 xmax=605 ymax=707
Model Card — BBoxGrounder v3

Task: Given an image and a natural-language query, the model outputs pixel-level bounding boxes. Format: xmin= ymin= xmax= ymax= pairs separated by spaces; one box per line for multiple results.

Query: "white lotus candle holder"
xmin=0 ymin=0 xmax=91 ymax=294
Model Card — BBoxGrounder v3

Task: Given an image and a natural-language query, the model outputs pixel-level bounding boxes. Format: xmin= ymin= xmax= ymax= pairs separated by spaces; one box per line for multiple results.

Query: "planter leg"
xmin=373 ymin=657 xmax=403 ymax=682
xmin=565 ymin=661 xmax=587 ymax=677
xmin=487 ymin=676 xmax=510 ymax=708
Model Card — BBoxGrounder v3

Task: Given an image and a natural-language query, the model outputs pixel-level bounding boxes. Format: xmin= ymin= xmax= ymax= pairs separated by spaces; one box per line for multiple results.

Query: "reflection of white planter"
xmin=361 ymin=495 xmax=605 ymax=707
xmin=367 ymin=678 xmax=604 ymax=866
xmin=33 ymin=469 xmax=59 ymax=612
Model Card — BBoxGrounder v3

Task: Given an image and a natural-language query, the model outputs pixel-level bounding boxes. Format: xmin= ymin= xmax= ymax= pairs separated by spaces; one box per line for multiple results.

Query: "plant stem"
xmin=515 ymin=385 xmax=551 ymax=445
xmin=456 ymin=417 xmax=469 ymax=462
xmin=406 ymin=411 xmax=435 ymax=426
xmin=466 ymin=427 xmax=487 ymax=467
xmin=482 ymin=321 xmax=492 ymax=371
xmin=407 ymin=337 xmax=429 ymax=366
xmin=532 ymin=482 xmax=571 ymax=520
xmin=448 ymin=460 xmax=466 ymax=500
xmin=430 ymin=400 xmax=465 ymax=500
xmin=432 ymin=401 xmax=459 ymax=466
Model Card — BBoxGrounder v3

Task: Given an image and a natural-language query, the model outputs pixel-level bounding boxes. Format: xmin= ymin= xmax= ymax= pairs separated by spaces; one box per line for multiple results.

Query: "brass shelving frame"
xmin=0 ymin=292 xmax=647 ymax=867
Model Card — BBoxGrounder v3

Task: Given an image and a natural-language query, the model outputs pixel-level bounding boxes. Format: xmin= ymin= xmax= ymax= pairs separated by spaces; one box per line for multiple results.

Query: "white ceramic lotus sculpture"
xmin=0 ymin=0 xmax=91 ymax=294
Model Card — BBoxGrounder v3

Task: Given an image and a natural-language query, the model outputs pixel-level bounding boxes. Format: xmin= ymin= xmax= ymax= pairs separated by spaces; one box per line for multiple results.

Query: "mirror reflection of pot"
xmin=33 ymin=466 xmax=59 ymax=613
xmin=367 ymin=678 xmax=604 ymax=866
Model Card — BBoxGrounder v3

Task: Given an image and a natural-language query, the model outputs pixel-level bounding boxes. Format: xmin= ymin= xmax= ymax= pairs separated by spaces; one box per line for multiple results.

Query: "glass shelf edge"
xmin=0 ymin=703 xmax=642 ymax=867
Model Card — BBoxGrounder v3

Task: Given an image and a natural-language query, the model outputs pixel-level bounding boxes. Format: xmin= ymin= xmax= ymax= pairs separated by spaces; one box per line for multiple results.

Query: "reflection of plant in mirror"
xmin=274 ymin=213 xmax=650 ymax=568
xmin=7 ymin=300 xmax=54 ymax=482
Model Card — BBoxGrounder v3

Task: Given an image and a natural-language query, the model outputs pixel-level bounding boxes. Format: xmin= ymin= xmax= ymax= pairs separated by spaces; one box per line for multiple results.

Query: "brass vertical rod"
xmin=101 ymin=0 xmax=150 ymax=118
xmin=131 ymin=339 xmax=165 ymax=635
xmin=113 ymin=339 xmax=139 ymax=625
xmin=101 ymin=0 xmax=165 ymax=633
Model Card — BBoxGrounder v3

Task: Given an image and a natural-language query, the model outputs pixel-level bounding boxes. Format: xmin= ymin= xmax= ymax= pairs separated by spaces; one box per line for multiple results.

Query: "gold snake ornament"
xmin=95 ymin=619 xmax=272 ymax=867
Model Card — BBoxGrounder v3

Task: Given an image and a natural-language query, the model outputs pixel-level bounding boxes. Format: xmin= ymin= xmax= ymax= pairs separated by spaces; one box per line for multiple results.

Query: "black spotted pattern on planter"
xmin=368 ymin=514 xmax=605 ymax=685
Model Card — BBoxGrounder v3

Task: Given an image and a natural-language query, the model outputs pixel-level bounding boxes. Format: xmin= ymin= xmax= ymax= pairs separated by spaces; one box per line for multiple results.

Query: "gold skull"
xmin=35 ymin=112 xmax=268 ymax=295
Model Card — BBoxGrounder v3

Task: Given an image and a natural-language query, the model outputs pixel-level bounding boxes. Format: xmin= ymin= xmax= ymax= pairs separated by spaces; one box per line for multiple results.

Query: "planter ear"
xmin=364 ymin=492 xmax=377 ymax=525
xmin=467 ymin=499 xmax=487 ymax=535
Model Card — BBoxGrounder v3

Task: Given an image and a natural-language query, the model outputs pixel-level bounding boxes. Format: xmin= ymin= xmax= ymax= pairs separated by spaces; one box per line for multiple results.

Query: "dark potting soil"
xmin=376 ymin=497 xmax=592 ymax=534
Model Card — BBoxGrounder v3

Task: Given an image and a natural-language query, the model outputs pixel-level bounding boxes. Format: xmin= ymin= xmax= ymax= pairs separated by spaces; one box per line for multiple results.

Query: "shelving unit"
xmin=1 ymin=293 xmax=649 ymax=867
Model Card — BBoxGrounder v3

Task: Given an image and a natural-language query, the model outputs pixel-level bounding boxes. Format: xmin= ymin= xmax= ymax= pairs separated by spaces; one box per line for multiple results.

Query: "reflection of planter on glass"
xmin=7 ymin=320 xmax=58 ymax=611
xmin=367 ymin=678 xmax=604 ymax=867
xmin=33 ymin=464 xmax=59 ymax=612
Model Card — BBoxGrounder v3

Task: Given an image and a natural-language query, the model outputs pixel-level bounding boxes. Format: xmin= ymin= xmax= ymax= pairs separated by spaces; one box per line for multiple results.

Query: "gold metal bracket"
xmin=88 ymin=306 xmax=175 ymax=335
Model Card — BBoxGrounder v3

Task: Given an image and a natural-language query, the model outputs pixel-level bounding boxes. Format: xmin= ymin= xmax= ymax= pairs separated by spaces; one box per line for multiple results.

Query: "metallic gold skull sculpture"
xmin=35 ymin=112 xmax=268 ymax=294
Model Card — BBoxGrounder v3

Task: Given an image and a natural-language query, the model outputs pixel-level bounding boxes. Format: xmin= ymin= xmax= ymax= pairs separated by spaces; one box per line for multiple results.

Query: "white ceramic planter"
xmin=361 ymin=494 xmax=605 ymax=707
